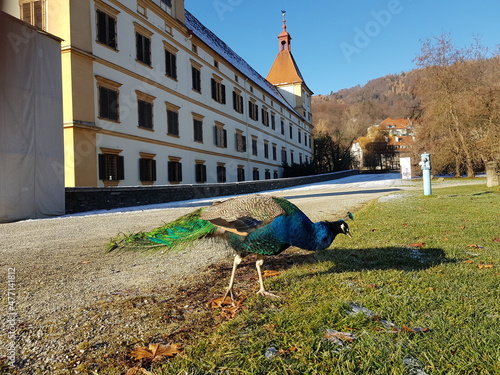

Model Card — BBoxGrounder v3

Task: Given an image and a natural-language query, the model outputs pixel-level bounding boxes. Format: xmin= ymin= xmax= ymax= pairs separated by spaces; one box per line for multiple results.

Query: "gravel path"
xmin=0 ymin=174 xmax=484 ymax=373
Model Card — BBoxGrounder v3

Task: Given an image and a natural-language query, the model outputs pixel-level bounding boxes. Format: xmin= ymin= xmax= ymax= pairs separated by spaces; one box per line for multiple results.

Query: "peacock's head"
xmin=327 ymin=220 xmax=352 ymax=238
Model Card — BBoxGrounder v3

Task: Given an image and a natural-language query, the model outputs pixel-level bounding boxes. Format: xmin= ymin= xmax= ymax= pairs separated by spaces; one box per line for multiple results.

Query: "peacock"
xmin=108 ymin=195 xmax=351 ymax=303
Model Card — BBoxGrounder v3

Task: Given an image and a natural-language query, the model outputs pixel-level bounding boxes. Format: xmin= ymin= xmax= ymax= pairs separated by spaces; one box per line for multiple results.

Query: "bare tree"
xmin=414 ymin=34 xmax=500 ymax=177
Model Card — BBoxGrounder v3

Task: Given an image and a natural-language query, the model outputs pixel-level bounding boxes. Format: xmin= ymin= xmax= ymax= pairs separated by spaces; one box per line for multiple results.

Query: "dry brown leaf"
xmin=277 ymin=346 xmax=298 ymax=356
xmin=262 ymin=270 xmax=280 ymax=278
xmin=463 ymin=260 xmax=474 ymax=264
xmin=130 ymin=343 xmax=183 ymax=361
xmin=324 ymin=330 xmax=357 ymax=343
xmin=493 ymin=238 xmax=500 ymax=242
xmin=408 ymin=242 xmax=425 ymax=248
xmin=206 ymin=296 xmax=233 ymax=309
xmin=478 ymin=264 xmax=494 ymax=269
xmin=125 ymin=367 xmax=152 ymax=375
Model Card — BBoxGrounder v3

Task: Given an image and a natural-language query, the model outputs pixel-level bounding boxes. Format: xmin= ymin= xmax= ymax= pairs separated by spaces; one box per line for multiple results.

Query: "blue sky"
xmin=184 ymin=0 xmax=500 ymax=95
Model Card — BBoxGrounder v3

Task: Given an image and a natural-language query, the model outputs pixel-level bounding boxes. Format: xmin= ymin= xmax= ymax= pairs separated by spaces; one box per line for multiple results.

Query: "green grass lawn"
xmin=157 ymin=184 xmax=499 ymax=375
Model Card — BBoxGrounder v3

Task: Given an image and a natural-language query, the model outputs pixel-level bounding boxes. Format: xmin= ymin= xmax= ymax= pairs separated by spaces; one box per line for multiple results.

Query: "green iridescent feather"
xmin=106 ymin=208 xmax=217 ymax=252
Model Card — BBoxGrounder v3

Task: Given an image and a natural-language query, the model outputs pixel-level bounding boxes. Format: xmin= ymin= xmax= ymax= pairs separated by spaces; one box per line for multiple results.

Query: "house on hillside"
xmin=352 ymin=117 xmax=416 ymax=170
xmin=3 ymin=1 xmax=312 ymax=187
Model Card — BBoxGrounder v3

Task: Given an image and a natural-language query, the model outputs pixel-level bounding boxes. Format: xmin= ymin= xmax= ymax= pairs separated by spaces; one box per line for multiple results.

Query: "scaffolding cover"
xmin=0 ymin=12 xmax=64 ymax=222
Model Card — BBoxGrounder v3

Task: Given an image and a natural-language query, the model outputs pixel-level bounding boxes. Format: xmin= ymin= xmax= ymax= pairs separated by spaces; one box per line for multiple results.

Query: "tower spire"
xmin=278 ymin=10 xmax=291 ymax=51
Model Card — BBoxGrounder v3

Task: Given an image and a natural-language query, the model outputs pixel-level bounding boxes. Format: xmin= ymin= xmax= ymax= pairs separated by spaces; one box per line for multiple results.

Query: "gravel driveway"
xmin=1 ymin=173 xmax=475 ymax=373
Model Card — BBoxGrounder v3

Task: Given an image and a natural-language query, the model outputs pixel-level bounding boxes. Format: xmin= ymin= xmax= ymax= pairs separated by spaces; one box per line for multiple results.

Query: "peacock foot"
xmin=257 ymin=289 xmax=281 ymax=299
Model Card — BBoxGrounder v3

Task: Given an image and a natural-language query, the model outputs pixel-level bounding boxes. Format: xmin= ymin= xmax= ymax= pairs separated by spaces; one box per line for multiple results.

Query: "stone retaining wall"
xmin=65 ymin=170 xmax=358 ymax=213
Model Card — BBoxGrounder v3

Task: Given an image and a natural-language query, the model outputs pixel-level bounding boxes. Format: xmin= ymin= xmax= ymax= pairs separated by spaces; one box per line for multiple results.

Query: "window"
xmin=98 ymin=86 xmax=119 ymax=121
xmin=98 ymin=152 xmax=124 ymax=181
xmin=265 ymin=169 xmax=271 ymax=180
xmin=280 ymin=119 xmax=285 ymax=135
xmin=166 ymin=103 xmax=180 ymax=136
xmin=161 ymin=0 xmax=172 ymax=6
xmin=96 ymin=9 xmax=116 ymax=49
xmin=214 ymin=123 xmax=227 ymax=148
xmin=290 ymin=150 xmax=294 ymax=164
xmin=191 ymin=65 xmax=201 ymax=92
xmin=136 ymin=91 xmax=155 ymax=130
xmin=272 ymin=143 xmax=277 ymax=160
xmin=165 ymin=49 xmax=177 ymax=79
xmin=298 ymin=129 xmax=302 ymax=144
xmin=248 ymin=100 xmax=258 ymax=121
xmin=299 ymin=153 xmax=303 ymax=164
xmin=193 ymin=118 xmax=203 ymax=143
xmin=195 ymin=162 xmax=207 ymax=183
xmin=281 ymin=147 xmax=287 ymax=163
xmin=139 ymin=157 xmax=156 ymax=182
xmin=168 ymin=158 xmax=182 ymax=183
xmin=273 ymin=171 xmax=278 ymax=179
xmin=289 ymin=125 xmax=293 ymax=139
xmin=233 ymin=90 xmax=244 ymax=114
xmin=138 ymin=100 xmax=153 ymax=129
xmin=235 ymin=131 xmax=246 ymax=152
xmin=271 ymin=114 xmax=276 ymax=130
xmin=251 ymin=137 xmax=258 ymax=156
xmin=252 ymin=168 xmax=259 ymax=181
xmin=211 ymin=77 xmax=226 ymax=104
xmin=261 ymin=107 xmax=269 ymax=126
xmin=134 ymin=23 xmax=153 ymax=66
xmin=264 ymin=141 xmax=269 ymax=159
xmin=217 ymin=164 xmax=226 ymax=183
xmin=20 ymin=0 xmax=45 ymax=30
xmin=237 ymin=166 xmax=245 ymax=182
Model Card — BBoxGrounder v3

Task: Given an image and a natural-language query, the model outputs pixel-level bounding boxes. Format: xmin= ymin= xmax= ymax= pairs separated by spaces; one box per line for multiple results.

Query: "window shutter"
xmin=98 ymin=154 xmax=106 ymax=180
xmin=168 ymin=161 xmax=173 ymax=182
xmin=211 ymin=78 xmax=216 ymax=100
xmin=136 ymin=33 xmax=142 ymax=61
xmin=223 ymin=129 xmax=227 ymax=148
xmin=240 ymin=96 xmax=244 ymax=114
xmin=213 ymin=125 xmax=218 ymax=146
xmin=255 ymin=105 xmax=258 ymax=121
xmin=151 ymin=159 xmax=157 ymax=181
xmin=139 ymin=158 xmax=146 ymax=181
xmin=242 ymin=136 xmax=247 ymax=152
xmin=221 ymin=84 xmax=226 ymax=104
xmin=232 ymin=91 xmax=237 ymax=111
xmin=21 ymin=3 xmax=31 ymax=23
xmin=202 ymin=165 xmax=207 ymax=182
xmin=145 ymin=37 xmax=151 ymax=65
xmin=33 ymin=0 xmax=43 ymax=29
xmin=108 ymin=16 xmax=116 ymax=48
xmin=172 ymin=55 xmax=177 ymax=79
xmin=97 ymin=10 xmax=106 ymax=44
xmin=178 ymin=162 xmax=182 ymax=182
xmin=117 ymin=155 xmax=125 ymax=180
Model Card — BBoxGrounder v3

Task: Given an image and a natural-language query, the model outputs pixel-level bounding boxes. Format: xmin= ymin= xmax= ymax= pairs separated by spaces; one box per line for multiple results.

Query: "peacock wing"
xmin=200 ymin=195 xmax=286 ymax=236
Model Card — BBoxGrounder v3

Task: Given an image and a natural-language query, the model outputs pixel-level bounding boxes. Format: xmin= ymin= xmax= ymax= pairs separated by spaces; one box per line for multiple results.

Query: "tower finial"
xmin=281 ymin=10 xmax=287 ymax=31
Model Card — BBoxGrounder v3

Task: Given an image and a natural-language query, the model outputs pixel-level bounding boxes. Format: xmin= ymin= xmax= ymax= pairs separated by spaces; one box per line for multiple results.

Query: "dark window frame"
xmin=96 ymin=9 xmax=117 ymax=49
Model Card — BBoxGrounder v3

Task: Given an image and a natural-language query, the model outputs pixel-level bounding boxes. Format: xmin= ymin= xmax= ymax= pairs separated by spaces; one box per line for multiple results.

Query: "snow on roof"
xmin=184 ymin=10 xmax=301 ymax=118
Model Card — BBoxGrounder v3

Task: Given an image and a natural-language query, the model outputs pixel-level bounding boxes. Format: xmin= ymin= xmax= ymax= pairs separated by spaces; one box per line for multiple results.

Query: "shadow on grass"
xmin=246 ymin=246 xmax=455 ymax=276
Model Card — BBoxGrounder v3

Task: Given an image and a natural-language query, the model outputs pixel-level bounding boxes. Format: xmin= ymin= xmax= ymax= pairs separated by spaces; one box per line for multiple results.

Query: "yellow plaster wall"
xmin=64 ymin=127 xmax=98 ymax=187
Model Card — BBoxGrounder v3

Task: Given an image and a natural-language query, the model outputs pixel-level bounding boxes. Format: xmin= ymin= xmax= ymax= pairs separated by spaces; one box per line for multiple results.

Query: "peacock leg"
xmin=255 ymin=254 xmax=280 ymax=298
xmin=222 ymin=254 xmax=243 ymax=305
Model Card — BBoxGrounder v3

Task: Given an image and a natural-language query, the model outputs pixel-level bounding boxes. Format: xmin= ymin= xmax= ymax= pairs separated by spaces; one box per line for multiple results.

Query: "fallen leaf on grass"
xmin=324 ymin=329 xmax=357 ymax=344
xmin=130 ymin=343 xmax=183 ymax=361
xmin=478 ymin=264 xmax=494 ymax=269
xmin=206 ymin=296 xmax=233 ymax=309
xmin=463 ymin=260 xmax=474 ymax=264
xmin=467 ymin=244 xmax=487 ymax=249
xmin=125 ymin=367 xmax=152 ymax=375
xmin=265 ymin=346 xmax=297 ymax=359
xmin=493 ymin=238 xmax=500 ymax=242
xmin=262 ymin=270 xmax=280 ymax=278
xmin=408 ymin=242 xmax=425 ymax=248
xmin=206 ymin=296 xmax=245 ymax=319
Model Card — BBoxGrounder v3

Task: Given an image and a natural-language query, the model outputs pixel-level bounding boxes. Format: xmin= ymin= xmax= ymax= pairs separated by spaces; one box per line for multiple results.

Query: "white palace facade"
xmin=4 ymin=0 xmax=313 ymax=187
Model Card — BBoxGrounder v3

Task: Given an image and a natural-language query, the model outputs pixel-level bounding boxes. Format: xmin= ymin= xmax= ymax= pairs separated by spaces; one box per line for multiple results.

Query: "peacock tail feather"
xmin=106 ymin=208 xmax=218 ymax=252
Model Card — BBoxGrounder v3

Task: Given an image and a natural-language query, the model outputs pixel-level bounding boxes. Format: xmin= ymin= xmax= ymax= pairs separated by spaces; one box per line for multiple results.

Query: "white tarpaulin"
xmin=0 ymin=12 xmax=64 ymax=222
